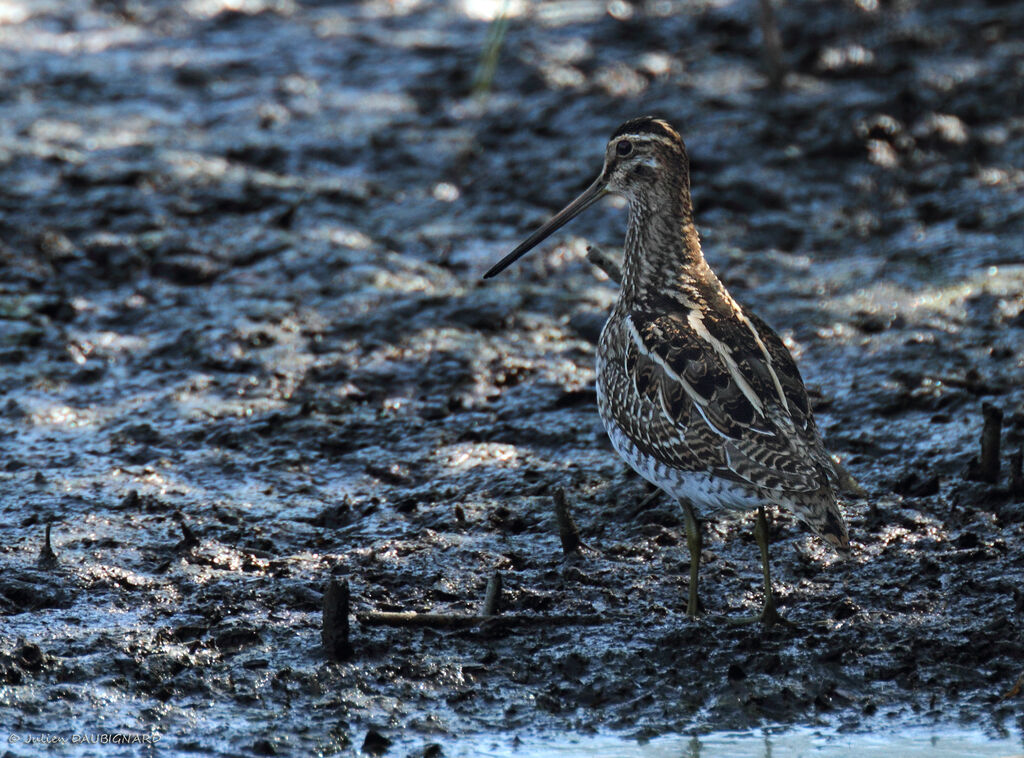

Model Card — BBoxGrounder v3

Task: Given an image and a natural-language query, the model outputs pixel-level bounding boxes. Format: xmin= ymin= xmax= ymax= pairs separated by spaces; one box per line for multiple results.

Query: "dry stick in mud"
xmin=482 ymin=571 xmax=503 ymax=616
xmin=356 ymin=612 xmax=606 ymax=629
xmin=38 ymin=522 xmax=58 ymax=569
xmin=173 ymin=511 xmax=200 ymax=550
xmin=980 ymin=402 xmax=1003 ymax=482
xmin=758 ymin=0 xmax=786 ymax=90
xmin=359 ymin=483 xmax=589 ymax=632
xmin=322 ymin=578 xmax=353 ymax=661
xmin=358 ymin=571 xmax=602 ymax=630
xmin=586 ymin=245 xmax=622 ymax=286
xmin=1010 ymin=447 xmax=1024 ymax=497
xmin=968 ymin=402 xmax=1003 ymax=483
xmin=553 ymin=487 xmax=582 ymax=554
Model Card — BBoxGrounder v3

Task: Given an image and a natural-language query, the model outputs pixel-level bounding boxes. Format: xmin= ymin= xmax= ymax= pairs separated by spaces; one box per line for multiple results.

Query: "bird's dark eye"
xmin=615 ymin=139 xmax=633 ymax=157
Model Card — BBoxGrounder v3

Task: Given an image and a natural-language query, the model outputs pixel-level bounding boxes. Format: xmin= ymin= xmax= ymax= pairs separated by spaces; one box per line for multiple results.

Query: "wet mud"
xmin=1 ymin=0 xmax=1023 ymax=754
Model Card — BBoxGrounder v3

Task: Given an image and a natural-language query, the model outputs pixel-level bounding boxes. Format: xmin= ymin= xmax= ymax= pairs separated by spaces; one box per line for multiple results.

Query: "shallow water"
xmin=449 ymin=727 xmax=1024 ymax=758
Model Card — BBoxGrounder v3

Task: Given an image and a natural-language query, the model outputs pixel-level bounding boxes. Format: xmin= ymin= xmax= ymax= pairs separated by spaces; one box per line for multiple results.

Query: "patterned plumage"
xmin=485 ymin=116 xmax=849 ymax=622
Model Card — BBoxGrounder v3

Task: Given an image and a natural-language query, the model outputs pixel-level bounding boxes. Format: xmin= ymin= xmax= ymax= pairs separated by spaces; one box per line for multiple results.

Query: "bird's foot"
xmin=724 ymin=599 xmax=793 ymax=627
xmin=684 ymin=572 xmax=703 ymax=619
xmin=684 ymin=597 xmax=703 ymax=620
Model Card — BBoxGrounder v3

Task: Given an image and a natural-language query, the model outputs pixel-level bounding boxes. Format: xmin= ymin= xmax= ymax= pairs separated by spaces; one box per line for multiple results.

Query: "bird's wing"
xmin=623 ymin=305 xmax=836 ymax=493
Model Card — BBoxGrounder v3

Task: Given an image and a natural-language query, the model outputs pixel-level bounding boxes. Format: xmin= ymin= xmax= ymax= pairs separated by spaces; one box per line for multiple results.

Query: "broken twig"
xmin=980 ymin=402 xmax=1003 ymax=482
xmin=553 ymin=487 xmax=582 ymax=554
xmin=635 ymin=486 xmax=663 ymax=512
xmin=831 ymin=455 xmax=867 ymax=497
xmin=322 ymin=578 xmax=353 ymax=660
xmin=1009 ymin=447 xmax=1023 ymax=497
xmin=37 ymin=522 xmax=58 ymax=569
xmin=356 ymin=612 xmax=605 ymax=629
xmin=968 ymin=402 xmax=1002 ymax=483
xmin=173 ymin=511 xmax=200 ymax=550
xmin=586 ymin=245 xmax=622 ymax=285
xmin=758 ymin=0 xmax=786 ymax=90
xmin=482 ymin=571 xmax=502 ymax=616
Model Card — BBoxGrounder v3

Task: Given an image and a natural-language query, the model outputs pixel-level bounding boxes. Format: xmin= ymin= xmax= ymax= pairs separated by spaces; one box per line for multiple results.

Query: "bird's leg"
xmin=754 ymin=506 xmax=785 ymax=625
xmin=681 ymin=501 xmax=702 ymax=618
xmin=728 ymin=506 xmax=789 ymax=626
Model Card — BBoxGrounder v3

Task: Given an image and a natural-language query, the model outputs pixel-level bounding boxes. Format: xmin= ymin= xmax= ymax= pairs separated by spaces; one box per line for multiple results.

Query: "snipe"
xmin=484 ymin=117 xmax=850 ymax=623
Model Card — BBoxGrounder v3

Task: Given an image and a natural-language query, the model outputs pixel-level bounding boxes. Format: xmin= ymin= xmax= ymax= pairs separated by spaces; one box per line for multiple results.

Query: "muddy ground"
xmin=1 ymin=0 xmax=1023 ymax=755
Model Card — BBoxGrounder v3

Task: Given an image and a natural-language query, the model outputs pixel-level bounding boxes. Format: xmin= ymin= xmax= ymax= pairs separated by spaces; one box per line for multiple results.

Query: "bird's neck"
xmin=619 ymin=197 xmax=726 ymax=309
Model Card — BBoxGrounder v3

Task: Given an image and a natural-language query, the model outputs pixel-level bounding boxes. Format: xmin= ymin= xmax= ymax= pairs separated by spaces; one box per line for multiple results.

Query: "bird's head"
xmin=599 ymin=116 xmax=690 ymax=202
xmin=484 ymin=116 xmax=691 ymax=279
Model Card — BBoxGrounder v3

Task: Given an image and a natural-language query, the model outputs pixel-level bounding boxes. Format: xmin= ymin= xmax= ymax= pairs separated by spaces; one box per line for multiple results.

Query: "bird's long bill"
xmin=483 ymin=174 xmax=607 ymax=279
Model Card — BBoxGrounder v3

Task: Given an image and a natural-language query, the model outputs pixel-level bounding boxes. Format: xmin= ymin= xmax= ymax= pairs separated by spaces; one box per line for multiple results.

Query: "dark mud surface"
xmin=1 ymin=0 xmax=1023 ymax=754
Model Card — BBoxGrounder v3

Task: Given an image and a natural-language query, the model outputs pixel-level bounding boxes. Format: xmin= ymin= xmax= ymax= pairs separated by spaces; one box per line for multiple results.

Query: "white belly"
xmin=595 ymin=319 xmax=762 ymax=516
xmin=604 ymin=422 xmax=760 ymax=514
